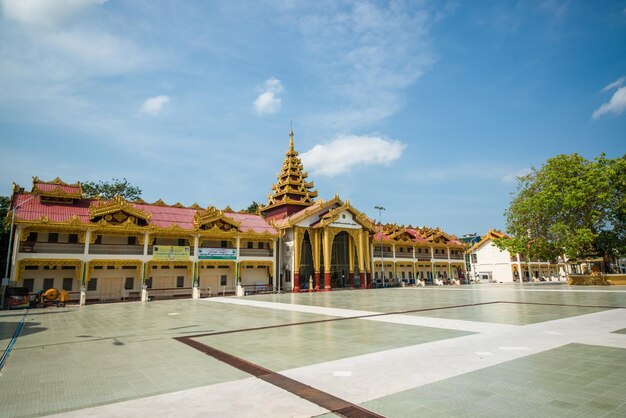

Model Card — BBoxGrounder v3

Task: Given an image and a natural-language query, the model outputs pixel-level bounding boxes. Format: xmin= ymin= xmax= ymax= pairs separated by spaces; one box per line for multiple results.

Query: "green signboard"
xmin=198 ymin=248 xmax=236 ymax=260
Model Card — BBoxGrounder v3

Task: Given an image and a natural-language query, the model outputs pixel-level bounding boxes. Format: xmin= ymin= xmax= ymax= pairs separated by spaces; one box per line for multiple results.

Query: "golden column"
xmin=363 ymin=230 xmax=372 ymax=288
xmin=348 ymin=236 xmax=355 ymax=288
xmin=322 ymin=228 xmax=332 ymax=291
xmin=358 ymin=230 xmax=366 ymax=288
xmin=312 ymin=229 xmax=321 ymax=291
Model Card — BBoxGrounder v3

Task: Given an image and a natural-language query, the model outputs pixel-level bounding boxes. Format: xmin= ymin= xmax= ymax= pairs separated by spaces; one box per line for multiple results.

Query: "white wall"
xmin=472 ymin=241 xmax=514 ymax=283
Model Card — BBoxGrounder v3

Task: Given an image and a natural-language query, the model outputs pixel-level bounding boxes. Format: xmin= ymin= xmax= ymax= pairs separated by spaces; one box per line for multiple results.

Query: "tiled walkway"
xmin=1 ymin=284 xmax=625 ymax=417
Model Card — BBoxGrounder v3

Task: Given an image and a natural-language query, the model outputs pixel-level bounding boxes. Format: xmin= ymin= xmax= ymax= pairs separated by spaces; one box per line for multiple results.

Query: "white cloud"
xmin=254 ymin=77 xmax=283 ymax=115
xmin=284 ymin=1 xmax=437 ymax=128
xmin=140 ymin=95 xmax=170 ymax=116
xmin=601 ymin=76 xmax=625 ymax=92
xmin=300 ymin=134 xmax=406 ymax=177
xmin=1 ymin=0 xmax=108 ymax=27
xmin=501 ymin=168 xmax=532 ymax=183
xmin=592 ymin=86 xmax=626 ymax=119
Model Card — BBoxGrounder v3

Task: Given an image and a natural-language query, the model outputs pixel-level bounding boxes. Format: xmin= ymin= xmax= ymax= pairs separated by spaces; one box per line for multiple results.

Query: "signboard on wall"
xmin=198 ymin=248 xmax=236 ymax=260
xmin=153 ymin=246 xmax=190 ymax=261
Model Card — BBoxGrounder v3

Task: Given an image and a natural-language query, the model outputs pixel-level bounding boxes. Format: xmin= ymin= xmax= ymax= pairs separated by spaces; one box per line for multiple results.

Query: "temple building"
xmin=4 ymin=130 xmax=468 ymax=303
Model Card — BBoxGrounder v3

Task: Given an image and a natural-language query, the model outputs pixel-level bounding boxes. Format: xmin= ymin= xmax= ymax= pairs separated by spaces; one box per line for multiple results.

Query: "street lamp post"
xmin=374 ymin=206 xmax=385 ymax=288
xmin=2 ymin=194 xmax=37 ymax=310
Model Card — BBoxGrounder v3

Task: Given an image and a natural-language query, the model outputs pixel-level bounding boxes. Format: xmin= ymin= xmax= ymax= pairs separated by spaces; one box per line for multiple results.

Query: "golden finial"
xmin=289 ymin=126 xmax=294 ymax=151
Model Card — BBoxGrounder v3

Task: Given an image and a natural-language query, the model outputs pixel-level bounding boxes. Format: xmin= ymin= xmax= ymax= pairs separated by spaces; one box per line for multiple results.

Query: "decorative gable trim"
xmin=89 ymin=195 xmax=151 ymax=225
xmin=194 ymin=206 xmax=241 ymax=231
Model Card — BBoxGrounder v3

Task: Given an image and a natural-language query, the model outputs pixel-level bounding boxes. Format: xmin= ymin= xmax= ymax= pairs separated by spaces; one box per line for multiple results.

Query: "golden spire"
xmin=260 ymin=129 xmax=318 ymax=217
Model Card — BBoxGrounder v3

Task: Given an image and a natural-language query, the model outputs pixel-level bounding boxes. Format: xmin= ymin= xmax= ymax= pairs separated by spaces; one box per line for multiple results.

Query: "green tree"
xmin=494 ymin=154 xmax=625 ymax=265
xmin=242 ymin=201 xmax=260 ymax=214
xmin=82 ymin=178 xmax=142 ymax=200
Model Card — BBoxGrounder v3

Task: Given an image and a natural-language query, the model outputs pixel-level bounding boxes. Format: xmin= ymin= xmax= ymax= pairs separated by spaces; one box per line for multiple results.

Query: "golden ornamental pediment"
xmin=32 ymin=176 xmax=83 ymax=199
xmin=194 ymin=206 xmax=241 ymax=231
xmin=89 ymin=195 xmax=151 ymax=226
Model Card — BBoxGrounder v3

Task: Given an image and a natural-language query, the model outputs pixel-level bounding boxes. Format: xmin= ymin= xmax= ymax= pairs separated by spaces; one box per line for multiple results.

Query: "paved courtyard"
xmin=1 ymin=284 xmax=625 ymax=417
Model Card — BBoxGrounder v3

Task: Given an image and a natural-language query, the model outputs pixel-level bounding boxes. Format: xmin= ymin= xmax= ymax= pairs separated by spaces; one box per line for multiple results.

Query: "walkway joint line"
xmin=175 ymin=336 xmax=385 ymax=418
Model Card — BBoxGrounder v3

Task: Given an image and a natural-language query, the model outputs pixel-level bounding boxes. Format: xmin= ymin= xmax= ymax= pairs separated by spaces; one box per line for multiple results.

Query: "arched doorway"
xmin=298 ymin=231 xmax=314 ymax=290
xmin=330 ymin=231 xmax=351 ymax=288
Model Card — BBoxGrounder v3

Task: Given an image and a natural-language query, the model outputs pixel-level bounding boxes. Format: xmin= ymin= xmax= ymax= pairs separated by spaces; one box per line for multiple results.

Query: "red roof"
xmin=34 ymin=182 xmax=81 ymax=196
xmin=12 ymin=193 xmax=277 ymax=235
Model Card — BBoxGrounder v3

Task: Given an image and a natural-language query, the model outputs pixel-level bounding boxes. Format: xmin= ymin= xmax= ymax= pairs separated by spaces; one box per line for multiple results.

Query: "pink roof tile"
xmin=225 ymin=212 xmax=278 ymax=235
xmin=35 ymin=182 xmax=81 ymax=196
xmin=13 ymin=193 xmax=277 ymax=235
xmin=14 ymin=193 xmax=91 ymax=223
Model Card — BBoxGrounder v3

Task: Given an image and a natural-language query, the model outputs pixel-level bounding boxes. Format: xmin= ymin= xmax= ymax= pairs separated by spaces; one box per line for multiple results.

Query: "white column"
xmin=143 ymin=232 xmax=149 ymax=256
xmin=6 ymin=225 xmax=23 ymax=283
xmin=84 ymin=230 xmax=91 ymax=256
xmin=192 ymin=235 xmax=200 ymax=299
xmin=236 ymin=237 xmax=243 ymax=295
xmin=272 ymin=238 xmax=277 ymax=291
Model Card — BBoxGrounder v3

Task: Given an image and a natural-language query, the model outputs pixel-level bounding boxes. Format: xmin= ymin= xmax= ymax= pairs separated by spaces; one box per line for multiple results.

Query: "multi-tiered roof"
xmin=260 ymin=130 xmax=318 ymax=220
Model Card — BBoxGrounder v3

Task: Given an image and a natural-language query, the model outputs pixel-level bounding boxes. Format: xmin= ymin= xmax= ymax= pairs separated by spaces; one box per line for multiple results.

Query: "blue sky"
xmin=1 ymin=0 xmax=625 ymax=236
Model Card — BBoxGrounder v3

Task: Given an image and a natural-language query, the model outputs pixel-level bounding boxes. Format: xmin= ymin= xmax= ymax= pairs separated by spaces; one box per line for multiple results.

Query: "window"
xmin=94 ymin=235 xmax=102 ymax=244
xmin=124 ymin=277 xmax=134 ymax=290
xmin=27 ymin=232 xmax=38 ymax=242
xmin=146 ymin=278 xmax=153 ymax=288
xmin=48 ymin=233 xmax=58 ymax=243
xmin=399 ymin=247 xmax=403 ymax=252
xmin=25 ymin=266 xmax=38 ymax=270
xmin=43 ymin=278 xmax=54 ymax=290
xmin=178 ymin=238 xmax=186 ymax=246
xmin=107 ymin=266 xmax=115 ymax=270
xmin=374 ymin=272 xmax=379 ymax=279
xmin=128 ymin=236 xmax=137 ymax=245
xmin=68 ymin=234 xmax=78 ymax=244
xmin=258 ymin=242 xmax=265 ymax=249
xmin=23 ymin=279 xmax=34 ymax=293
xmin=409 ymin=271 xmax=413 ymax=279
xmin=62 ymin=278 xmax=73 ymax=291
xmin=401 ymin=271 xmax=406 ymax=279
xmin=221 ymin=241 xmax=227 ymax=248
xmin=471 ymin=254 xmax=478 ymax=263
xmin=247 ymin=242 xmax=253 ymax=249
xmin=220 ymin=275 xmax=227 ymax=286
xmin=87 ymin=279 xmax=97 ymax=291
xmin=176 ymin=276 xmax=184 ymax=288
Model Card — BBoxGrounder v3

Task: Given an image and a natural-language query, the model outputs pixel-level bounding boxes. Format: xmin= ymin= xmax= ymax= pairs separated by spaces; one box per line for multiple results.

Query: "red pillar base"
xmin=314 ymin=271 xmax=320 ymax=291
xmin=323 ymin=272 xmax=331 ymax=291
xmin=293 ymin=272 xmax=300 ymax=293
xmin=360 ymin=272 xmax=366 ymax=289
xmin=349 ymin=272 xmax=354 ymax=288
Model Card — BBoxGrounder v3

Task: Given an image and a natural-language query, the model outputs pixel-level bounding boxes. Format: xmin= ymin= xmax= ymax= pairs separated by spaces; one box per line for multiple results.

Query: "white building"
xmin=467 ymin=230 xmax=564 ymax=283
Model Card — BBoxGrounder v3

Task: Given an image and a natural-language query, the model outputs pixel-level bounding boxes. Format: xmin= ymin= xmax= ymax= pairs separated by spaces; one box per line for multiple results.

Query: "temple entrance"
xmin=299 ymin=231 xmax=314 ymax=290
xmin=330 ymin=231 xmax=351 ymax=288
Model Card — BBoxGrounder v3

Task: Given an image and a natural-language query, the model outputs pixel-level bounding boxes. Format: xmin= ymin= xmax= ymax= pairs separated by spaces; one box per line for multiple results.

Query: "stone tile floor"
xmin=0 ymin=284 xmax=624 ymax=417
